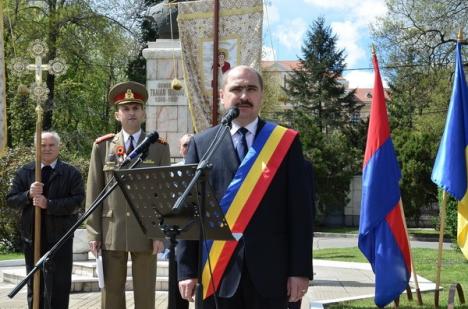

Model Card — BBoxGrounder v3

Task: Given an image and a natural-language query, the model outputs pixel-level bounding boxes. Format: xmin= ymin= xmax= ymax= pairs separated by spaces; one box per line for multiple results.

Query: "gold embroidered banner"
xmin=178 ymin=0 xmax=263 ymax=132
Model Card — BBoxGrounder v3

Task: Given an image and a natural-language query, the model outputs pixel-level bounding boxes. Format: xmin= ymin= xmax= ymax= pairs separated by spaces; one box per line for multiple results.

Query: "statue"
xmin=148 ymin=0 xmax=197 ymax=40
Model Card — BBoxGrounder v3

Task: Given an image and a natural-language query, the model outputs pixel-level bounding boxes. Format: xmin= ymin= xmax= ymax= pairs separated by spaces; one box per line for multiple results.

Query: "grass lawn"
xmin=315 ymin=247 xmax=468 ymax=308
xmin=0 ymin=252 xmax=23 ymax=261
xmin=315 ymin=227 xmax=454 ymax=241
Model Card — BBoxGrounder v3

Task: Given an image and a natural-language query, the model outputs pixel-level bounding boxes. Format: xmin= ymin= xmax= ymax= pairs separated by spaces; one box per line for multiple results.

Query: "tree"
xmin=281 ymin=17 xmax=365 ymax=222
xmin=371 ymin=0 xmax=466 ymax=224
xmin=393 ymin=129 xmax=439 ymax=226
xmin=286 ymin=17 xmax=362 ymax=133
xmin=298 ymin=114 xmax=356 ymax=218
xmin=372 ymin=0 xmax=467 ymax=66
xmin=4 ymin=0 xmax=136 ymax=154
xmin=127 ymin=0 xmax=161 ymax=83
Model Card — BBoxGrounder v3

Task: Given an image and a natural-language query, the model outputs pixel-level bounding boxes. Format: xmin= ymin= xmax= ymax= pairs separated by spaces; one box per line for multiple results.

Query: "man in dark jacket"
xmin=177 ymin=66 xmax=313 ymax=308
xmin=7 ymin=131 xmax=85 ymax=309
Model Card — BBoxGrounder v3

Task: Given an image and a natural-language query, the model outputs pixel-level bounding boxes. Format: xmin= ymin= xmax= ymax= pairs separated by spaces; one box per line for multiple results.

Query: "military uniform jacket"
xmin=86 ymin=131 xmax=170 ymax=252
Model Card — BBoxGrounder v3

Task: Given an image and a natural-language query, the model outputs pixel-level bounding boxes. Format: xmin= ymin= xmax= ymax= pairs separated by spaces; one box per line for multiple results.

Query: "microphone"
xmin=221 ymin=107 xmax=240 ymax=126
xmin=121 ymin=131 xmax=159 ymax=167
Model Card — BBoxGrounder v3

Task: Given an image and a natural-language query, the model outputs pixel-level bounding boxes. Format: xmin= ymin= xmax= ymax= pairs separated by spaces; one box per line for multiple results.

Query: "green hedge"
xmin=0 ymin=146 xmax=89 ymax=253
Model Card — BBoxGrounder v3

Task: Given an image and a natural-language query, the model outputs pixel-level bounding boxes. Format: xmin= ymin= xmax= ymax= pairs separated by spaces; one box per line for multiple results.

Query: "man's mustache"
xmin=235 ymin=101 xmax=253 ymax=107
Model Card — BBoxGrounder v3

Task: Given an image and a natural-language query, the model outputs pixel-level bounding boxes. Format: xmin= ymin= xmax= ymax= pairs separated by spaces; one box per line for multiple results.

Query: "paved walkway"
xmin=0 ymin=234 xmax=444 ymax=308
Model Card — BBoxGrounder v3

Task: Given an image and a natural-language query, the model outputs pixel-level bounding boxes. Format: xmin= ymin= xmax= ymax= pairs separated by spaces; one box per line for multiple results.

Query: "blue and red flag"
xmin=358 ymin=51 xmax=411 ymax=307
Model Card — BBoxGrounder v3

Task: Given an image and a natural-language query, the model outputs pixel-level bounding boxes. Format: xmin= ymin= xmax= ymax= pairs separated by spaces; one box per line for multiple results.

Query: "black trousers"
xmin=203 ymin=264 xmax=288 ymax=309
xmin=24 ymin=237 xmax=73 ymax=309
xmin=288 ymin=300 xmax=302 ymax=309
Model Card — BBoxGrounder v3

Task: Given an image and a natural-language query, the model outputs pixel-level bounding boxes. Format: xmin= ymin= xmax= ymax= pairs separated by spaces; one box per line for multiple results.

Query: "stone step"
xmin=1 ymin=261 xmax=170 ymax=293
xmin=73 ymin=260 xmax=169 ymax=278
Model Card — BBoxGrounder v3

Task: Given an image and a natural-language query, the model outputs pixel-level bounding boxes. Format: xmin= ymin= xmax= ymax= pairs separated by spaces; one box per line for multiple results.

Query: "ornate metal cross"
xmin=9 ymin=39 xmax=67 ymax=102
xmin=8 ymin=39 xmax=67 ymax=309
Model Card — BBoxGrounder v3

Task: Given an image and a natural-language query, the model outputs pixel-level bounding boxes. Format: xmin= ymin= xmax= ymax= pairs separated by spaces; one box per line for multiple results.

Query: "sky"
xmin=262 ymin=0 xmax=388 ymax=88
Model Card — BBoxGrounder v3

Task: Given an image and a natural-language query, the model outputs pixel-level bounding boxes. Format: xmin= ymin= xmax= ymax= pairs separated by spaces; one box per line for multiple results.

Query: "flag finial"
xmin=457 ymin=28 xmax=464 ymax=41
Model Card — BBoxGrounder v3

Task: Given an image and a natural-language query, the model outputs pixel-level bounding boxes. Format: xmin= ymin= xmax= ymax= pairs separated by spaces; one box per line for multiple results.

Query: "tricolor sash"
xmin=201 ymin=122 xmax=298 ymax=299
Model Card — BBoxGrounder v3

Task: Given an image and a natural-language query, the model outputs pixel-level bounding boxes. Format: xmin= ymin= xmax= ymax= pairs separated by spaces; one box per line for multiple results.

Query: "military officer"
xmin=86 ymin=81 xmax=170 ymax=309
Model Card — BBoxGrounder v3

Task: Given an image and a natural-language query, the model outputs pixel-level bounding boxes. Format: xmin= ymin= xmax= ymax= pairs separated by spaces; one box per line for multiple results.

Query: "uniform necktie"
xmin=236 ymin=127 xmax=249 ymax=161
xmin=127 ymin=135 xmax=135 ymax=154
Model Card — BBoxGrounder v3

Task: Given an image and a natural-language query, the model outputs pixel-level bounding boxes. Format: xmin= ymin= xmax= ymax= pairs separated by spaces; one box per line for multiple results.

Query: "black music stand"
xmin=113 ymin=164 xmax=233 ymax=309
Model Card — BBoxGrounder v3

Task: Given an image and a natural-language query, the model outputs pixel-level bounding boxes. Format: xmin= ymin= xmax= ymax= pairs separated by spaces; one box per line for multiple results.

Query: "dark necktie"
xmin=41 ymin=165 xmax=53 ymax=196
xmin=236 ymin=127 xmax=249 ymax=161
xmin=41 ymin=165 xmax=52 ymax=184
xmin=127 ymin=135 xmax=135 ymax=154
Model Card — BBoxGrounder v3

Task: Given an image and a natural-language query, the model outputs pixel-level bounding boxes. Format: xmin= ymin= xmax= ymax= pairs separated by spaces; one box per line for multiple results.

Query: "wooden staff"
xmin=211 ymin=0 xmax=220 ymax=125
xmin=399 ymin=199 xmax=423 ymax=304
xmin=33 ymin=105 xmax=43 ymax=309
xmin=9 ymin=38 xmax=65 ymax=307
xmin=434 ymin=190 xmax=448 ymax=307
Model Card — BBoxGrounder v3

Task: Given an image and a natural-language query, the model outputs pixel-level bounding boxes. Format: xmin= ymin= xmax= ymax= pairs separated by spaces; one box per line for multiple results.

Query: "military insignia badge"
xmin=125 ymin=89 xmax=134 ymax=99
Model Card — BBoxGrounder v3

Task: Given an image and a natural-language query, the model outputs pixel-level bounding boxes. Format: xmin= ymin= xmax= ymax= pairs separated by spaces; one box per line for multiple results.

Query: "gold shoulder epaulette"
xmin=95 ymin=133 xmax=115 ymax=144
xmin=157 ymin=137 xmax=168 ymax=145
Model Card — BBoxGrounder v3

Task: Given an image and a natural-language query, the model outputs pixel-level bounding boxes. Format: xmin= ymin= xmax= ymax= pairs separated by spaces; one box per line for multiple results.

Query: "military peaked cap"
xmin=108 ymin=81 xmax=148 ymax=106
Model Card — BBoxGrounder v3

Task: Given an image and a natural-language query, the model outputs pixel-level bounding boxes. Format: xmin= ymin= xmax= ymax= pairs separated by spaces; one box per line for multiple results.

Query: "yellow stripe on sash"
xmin=224 ymin=126 xmax=287 ymax=228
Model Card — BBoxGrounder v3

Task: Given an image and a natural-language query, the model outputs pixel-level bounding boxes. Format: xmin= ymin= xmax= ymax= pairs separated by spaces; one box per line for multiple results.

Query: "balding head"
xmin=221 ymin=65 xmax=263 ymax=91
xmin=219 ymin=65 xmax=264 ymax=127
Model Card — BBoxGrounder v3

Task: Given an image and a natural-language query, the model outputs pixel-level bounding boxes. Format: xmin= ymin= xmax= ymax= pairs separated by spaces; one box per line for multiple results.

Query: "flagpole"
xmin=399 ymin=199 xmax=423 ymax=305
xmin=434 ymin=190 xmax=448 ymax=307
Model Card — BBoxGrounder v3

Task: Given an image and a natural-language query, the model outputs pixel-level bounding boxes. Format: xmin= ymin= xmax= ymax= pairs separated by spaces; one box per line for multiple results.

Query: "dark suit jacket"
xmin=177 ymin=119 xmax=313 ymax=299
xmin=7 ymin=160 xmax=85 ymax=244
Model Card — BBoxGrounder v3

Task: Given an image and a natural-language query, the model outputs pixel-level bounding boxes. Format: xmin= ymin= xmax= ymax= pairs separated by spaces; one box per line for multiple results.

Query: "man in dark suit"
xmin=177 ymin=65 xmax=313 ymax=308
xmin=7 ymin=131 xmax=85 ymax=309
xmin=289 ymin=159 xmax=315 ymax=309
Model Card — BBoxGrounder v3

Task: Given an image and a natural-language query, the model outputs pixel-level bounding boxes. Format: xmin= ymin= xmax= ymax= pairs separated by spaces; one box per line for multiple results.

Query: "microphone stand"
xmin=8 ymin=154 xmax=145 ymax=299
xmin=172 ymin=122 xmax=231 ymax=309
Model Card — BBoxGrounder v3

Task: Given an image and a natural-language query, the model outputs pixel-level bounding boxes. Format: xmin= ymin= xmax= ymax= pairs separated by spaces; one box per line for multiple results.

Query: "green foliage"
xmin=286 ymin=17 xmax=362 ymax=133
xmin=393 ymin=130 xmax=439 ymax=226
xmin=372 ymin=0 xmax=467 ymax=66
xmin=317 ymin=247 xmax=468 ymax=308
xmin=0 ymin=145 xmax=32 ymax=252
xmin=437 ymin=189 xmax=458 ymax=240
xmin=4 ymin=0 xmax=135 ymax=155
xmin=281 ymin=17 xmax=365 ymax=220
xmin=372 ymin=0 xmax=465 ymax=227
xmin=0 ymin=144 xmax=88 ymax=253
xmin=7 ymin=93 xmax=36 ymax=147
xmin=127 ymin=0 xmax=161 ymax=83
xmin=283 ymin=109 xmax=355 ymax=220
xmin=445 ymin=195 xmax=458 ymax=240
xmin=387 ymin=64 xmax=451 ymax=134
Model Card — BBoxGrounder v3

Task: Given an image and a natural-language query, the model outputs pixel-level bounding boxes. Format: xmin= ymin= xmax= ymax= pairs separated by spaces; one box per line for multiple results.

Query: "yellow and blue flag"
xmin=359 ymin=51 xmax=411 ymax=307
xmin=431 ymin=41 xmax=468 ymax=259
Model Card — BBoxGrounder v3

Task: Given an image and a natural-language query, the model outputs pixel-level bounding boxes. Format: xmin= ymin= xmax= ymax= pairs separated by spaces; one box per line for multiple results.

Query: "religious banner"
xmin=0 ymin=3 xmax=7 ymax=155
xmin=178 ymin=0 xmax=263 ymax=132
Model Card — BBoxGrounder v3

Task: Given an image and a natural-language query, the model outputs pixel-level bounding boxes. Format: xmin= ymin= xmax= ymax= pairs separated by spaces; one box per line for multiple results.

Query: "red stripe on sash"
xmin=204 ymin=241 xmax=237 ymax=297
xmin=233 ymin=129 xmax=297 ymax=231
xmin=203 ymin=128 xmax=298 ymax=299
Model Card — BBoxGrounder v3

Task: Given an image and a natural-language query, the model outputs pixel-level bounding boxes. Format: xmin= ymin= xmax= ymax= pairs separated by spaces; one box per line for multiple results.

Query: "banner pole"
xmin=434 ymin=190 xmax=448 ymax=307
